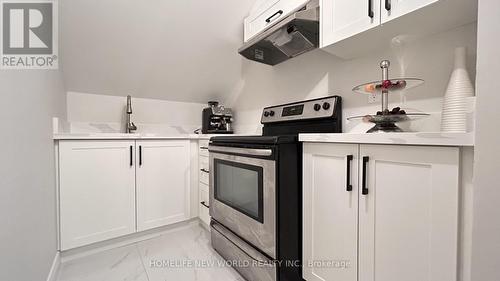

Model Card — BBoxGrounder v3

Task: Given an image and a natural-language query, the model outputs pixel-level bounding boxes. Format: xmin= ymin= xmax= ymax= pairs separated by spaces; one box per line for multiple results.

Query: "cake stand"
xmin=350 ymin=60 xmax=428 ymax=133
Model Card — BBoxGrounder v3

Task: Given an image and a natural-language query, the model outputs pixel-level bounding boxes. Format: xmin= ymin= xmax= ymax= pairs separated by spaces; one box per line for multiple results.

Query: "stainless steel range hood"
xmin=238 ymin=0 xmax=319 ymax=66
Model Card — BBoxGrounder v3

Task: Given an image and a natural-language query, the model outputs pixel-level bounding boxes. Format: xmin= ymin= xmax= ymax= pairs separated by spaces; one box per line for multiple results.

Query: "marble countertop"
xmin=299 ymin=132 xmax=474 ymax=147
xmin=54 ymin=131 xmax=473 ymax=146
xmin=53 ymin=133 xmax=252 ymax=140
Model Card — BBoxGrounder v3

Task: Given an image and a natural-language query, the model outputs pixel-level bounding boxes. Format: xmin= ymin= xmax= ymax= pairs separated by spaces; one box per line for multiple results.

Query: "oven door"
xmin=209 ymin=145 xmax=276 ymax=259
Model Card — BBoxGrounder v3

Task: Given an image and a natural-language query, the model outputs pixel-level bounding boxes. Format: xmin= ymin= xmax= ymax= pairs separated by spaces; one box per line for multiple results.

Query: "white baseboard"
xmin=46 ymin=252 xmax=61 ymax=281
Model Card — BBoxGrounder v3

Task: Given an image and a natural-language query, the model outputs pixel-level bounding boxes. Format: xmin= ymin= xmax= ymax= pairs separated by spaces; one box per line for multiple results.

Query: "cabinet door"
xmin=381 ymin=0 xmax=438 ymax=23
xmin=136 ymin=140 xmax=190 ymax=231
xmin=321 ymin=0 xmax=380 ymax=47
xmin=358 ymin=145 xmax=459 ymax=281
xmin=244 ymin=0 xmax=308 ymax=41
xmin=303 ymin=143 xmax=359 ymax=281
xmin=59 ymin=140 xmax=136 ymax=250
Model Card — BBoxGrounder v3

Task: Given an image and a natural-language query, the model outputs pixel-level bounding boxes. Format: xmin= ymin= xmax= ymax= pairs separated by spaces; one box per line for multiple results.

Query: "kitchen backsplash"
xmin=227 ymin=23 xmax=477 ymax=134
xmin=63 ymin=91 xmax=206 ymax=134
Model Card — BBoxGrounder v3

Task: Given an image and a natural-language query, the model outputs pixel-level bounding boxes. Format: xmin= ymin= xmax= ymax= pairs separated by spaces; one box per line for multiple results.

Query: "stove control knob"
xmin=264 ymin=111 xmax=270 ymax=117
xmin=322 ymin=102 xmax=331 ymax=110
xmin=313 ymin=104 xmax=321 ymax=111
xmin=269 ymin=110 xmax=275 ymax=117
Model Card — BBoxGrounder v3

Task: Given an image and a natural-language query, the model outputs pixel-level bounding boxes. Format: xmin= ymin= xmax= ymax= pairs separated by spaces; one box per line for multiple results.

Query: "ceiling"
xmin=60 ymin=0 xmax=256 ymax=103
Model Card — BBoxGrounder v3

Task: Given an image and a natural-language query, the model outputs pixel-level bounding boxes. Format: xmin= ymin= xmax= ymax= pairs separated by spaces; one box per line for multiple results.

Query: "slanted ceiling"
xmin=60 ymin=0 xmax=256 ymax=103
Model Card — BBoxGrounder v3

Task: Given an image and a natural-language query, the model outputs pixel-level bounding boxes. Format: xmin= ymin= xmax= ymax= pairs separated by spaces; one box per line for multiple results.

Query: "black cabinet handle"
xmin=362 ymin=156 xmax=369 ymax=195
xmin=368 ymin=0 xmax=374 ymax=18
xmin=129 ymin=146 xmax=133 ymax=166
xmin=265 ymin=10 xmax=283 ymax=23
xmin=200 ymin=146 xmax=208 ymax=150
xmin=346 ymin=155 xmax=353 ymax=192
xmin=200 ymin=201 xmax=210 ymax=208
xmin=139 ymin=145 xmax=142 ymax=166
xmin=385 ymin=0 xmax=391 ymax=11
xmin=200 ymin=168 xmax=209 ymax=173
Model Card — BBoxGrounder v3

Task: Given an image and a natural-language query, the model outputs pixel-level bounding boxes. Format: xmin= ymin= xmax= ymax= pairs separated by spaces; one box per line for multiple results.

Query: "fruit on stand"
xmin=376 ymin=107 xmax=407 ymax=116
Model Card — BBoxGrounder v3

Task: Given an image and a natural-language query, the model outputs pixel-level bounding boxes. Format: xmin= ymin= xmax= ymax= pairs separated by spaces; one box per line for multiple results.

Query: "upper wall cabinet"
xmin=244 ymin=0 xmax=308 ymax=42
xmin=321 ymin=0 xmax=380 ymax=47
xmin=321 ymin=0 xmax=477 ymax=59
xmin=381 ymin=0 xmax=438 ymax=23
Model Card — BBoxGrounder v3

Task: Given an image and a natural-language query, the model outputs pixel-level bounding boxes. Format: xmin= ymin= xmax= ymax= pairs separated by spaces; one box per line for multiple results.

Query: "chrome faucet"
xmin=126 ymin=95 xmax=137 ymax=133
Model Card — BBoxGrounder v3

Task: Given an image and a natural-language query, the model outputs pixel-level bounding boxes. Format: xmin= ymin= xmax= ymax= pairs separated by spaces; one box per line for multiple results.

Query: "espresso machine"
xmin=202 ymin=101 xmax=234 ymax=134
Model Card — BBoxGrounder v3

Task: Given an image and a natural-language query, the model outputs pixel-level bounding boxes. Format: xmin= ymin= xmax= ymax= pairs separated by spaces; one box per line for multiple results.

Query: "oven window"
xmin=214 ymin=159 xmax=264 ymax=223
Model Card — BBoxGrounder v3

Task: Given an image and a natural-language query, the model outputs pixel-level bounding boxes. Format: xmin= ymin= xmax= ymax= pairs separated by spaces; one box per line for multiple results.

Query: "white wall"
xmin=227 ymin=23 xmax=477 ymax=134
xmin=471 ymin=0 xmax=500 ymax=280
xmin=67 ymin=92 xmax=206 ymax=134
xmin=60 ymin=0 xmax=255 ymax=103
xmin=0 ymin=69 xmax=66 ymax=281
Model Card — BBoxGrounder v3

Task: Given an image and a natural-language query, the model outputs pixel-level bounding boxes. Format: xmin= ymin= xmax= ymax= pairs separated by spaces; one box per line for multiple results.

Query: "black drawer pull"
xmin=200 ymin=146 xmax=208 ymax=150
xmin=200 ymin=201 xmax=210 ymax=208
xmin=346 ymin=155 xmax=353 ymax=192
xmin=385 ymin=0 xmax=391 ymax=11
xmin=200 ymin=168 xmax=209 ymax=173
xmin=139 ymin=145 xmax=142 ymax=166
xmin=265 ymin=10 xmax=283 ymax=23
xmin=362 ymin=156 xmax=369 ymax=195
xmin=129 ymin=146 xmax=133 ymax=166
xmin=368 ymin=0 xmax=374 ymax=18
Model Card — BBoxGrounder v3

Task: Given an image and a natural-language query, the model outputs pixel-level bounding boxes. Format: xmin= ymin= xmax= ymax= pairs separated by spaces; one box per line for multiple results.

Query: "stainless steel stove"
xmin=208 ymin=96 xmax=342 ymax=281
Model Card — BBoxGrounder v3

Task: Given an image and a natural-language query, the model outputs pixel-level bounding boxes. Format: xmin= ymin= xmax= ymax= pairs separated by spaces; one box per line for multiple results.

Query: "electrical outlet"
xmin=368 ymin=93 xmax=380 ymax=104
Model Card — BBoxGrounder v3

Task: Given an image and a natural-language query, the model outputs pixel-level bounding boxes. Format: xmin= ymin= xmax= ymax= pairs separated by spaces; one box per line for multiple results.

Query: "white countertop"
xmin=53 ymin=133 xmax=252 ymax=140
xmin=299 ymin=132 xmax=474 ymax=147
xmin=54 ymin=132 xmax=473 ymax=146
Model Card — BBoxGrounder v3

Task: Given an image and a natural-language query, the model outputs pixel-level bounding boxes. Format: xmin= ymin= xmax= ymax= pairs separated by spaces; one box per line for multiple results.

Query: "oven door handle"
xmin=208 ymin=146 xmax=273 ymax=157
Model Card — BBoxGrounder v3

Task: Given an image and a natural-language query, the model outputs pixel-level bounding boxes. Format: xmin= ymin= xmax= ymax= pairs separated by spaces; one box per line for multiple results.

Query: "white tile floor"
xmin=57 ymin=223 xmax=244 ymax=281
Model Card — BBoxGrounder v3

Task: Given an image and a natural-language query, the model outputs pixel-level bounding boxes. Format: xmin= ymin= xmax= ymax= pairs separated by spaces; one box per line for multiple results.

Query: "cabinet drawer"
xmin=199 ymin=156 xmax=209 ymax=172
xmin=199 ymin=140 xmax=209 ymax=157
xmin=199 ymin=184 xmax=210 ymax=226
xmin=199 ymin=139 xmax=209 ymax=148
xmin=245 ymin=0 xmax=307 ymax=41
xmin=200 ymin=168 xmax=209 ymax=185
xmin=199 ymin=182 xmax=209 ymax=193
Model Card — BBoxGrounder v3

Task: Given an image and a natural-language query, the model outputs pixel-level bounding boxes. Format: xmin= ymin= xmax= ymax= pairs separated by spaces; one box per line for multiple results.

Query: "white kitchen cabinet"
xmin=303 ymin=143 xmax=359 ymax=281
xmin=244 ymin=0 xmax=308 ymax=41
xmin=136 ymin=140 xmax=190 ymax=231
xmin=321 ymin=0 xmax=380 ymax=47
xmin=303 ymin=143 xmax=459 ymax=281
xmin=381 ymin=0 xmax=438 ymax=23
xmin=320 ymin=0 xmax=477 ymax=59
xmin=59 ymin=140 xmax=136 ymax=250
xmin=199 ymin=183 xmax=210 ymax=226
xmin=358 ymin=145 xmax=459 ymax=281
xmin=321 ymin=0 xmax=439 ymax=47
xmin=198 ymin=139 xmax=211 ymax=227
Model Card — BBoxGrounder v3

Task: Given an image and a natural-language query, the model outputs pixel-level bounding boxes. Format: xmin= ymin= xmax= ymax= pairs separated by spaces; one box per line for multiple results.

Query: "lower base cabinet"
xmin=59 ymin=140 xmax=137 ymax=250
xmin=58 ymin=139 xmax=190 ymax=250
xmin=303 ymin=143 xmax=459 ymax=281
xmin=136 ymin=140 xmax=190 ymax=231
xmin=198 ymin=139 xmax=211 ymax=227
